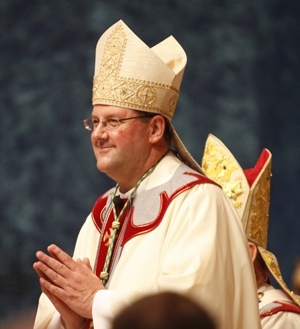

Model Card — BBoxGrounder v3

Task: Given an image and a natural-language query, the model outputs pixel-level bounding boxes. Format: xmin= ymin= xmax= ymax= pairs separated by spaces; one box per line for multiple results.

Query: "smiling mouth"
xmin=96 ymin=145 xmax=114 ymax=153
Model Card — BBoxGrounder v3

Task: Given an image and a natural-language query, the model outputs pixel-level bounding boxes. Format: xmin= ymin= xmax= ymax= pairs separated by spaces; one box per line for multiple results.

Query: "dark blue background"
xmin=1 ymin=0 xmax=299 ymax=322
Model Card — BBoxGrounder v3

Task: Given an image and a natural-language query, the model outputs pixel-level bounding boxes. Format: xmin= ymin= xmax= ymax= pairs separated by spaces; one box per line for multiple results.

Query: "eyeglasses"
xmin=83 ymin=115 xmax=153 ymax=131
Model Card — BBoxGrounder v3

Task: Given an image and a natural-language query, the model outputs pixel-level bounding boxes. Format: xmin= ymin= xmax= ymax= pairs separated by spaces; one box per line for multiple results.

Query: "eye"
xmin=107 ymin=118 xmax=120 ymax=128
xmin=92 ymin=118 xmax=99 ymax=127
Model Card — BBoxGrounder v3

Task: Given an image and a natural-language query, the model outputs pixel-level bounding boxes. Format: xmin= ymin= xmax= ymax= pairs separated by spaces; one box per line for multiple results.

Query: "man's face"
xmin=90 ymin=104 xmax=152 ymax=183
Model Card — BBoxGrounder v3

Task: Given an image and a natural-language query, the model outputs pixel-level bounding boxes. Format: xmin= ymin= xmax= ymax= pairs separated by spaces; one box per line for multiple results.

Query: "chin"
xmin=96 ymin=159 xmax=112 ymax=175
xmin=96 ymin=163 xmax=107 ymax=173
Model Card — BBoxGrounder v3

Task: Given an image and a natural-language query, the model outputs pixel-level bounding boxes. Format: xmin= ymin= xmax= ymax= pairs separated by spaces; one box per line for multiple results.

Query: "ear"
xmin=248 ymin=241 xmax=258 ymax=263
xmin=148 ymin=115 xmax=165 ymax=143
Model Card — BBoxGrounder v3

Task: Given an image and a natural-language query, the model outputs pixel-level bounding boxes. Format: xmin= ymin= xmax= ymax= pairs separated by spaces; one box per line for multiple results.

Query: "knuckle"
xmin=52 ymin=272 xmax=60 ymax=284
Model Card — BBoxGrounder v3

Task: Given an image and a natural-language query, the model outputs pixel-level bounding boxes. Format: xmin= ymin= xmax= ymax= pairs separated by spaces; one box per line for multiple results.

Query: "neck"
xmin=117 ymin=150 xmax=169 ymax=193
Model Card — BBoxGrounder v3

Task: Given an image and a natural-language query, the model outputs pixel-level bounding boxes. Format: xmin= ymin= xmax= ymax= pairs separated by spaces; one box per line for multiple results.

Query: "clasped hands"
xmin=33 ymin=244 xmax=104 ymax=327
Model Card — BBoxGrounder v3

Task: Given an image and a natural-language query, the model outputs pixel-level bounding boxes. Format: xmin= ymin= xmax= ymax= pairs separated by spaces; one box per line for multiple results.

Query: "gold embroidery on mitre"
xmin=259 ymin=247 xmax=300 ymax=307
xmin=202 ymin=139 xmax=245 ymax=210
xmin=247 ymin=159 xmax=271 ymax=248
xmin=92 ymin=23 xmax=178 ymax=119
xmin=291 ymin=293 xmax=300 ymax=306
xmin=202 ymin=135 xmax=271 ymax=237
xmin=263 ymin=250 xmax=286 ymax=287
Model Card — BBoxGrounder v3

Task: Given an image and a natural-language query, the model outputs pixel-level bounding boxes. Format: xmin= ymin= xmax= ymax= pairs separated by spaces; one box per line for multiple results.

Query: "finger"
xmin=33 ymin=262 xmax=48 ymax=279
xmin=40 ymin=284 xmax=58 ymax=303
xmin=76 ymin=258 xmax=92 ymax=272
xmin=36 ymin=251 xmax=67 ymax=276
xmin=47 ymin=244 xmax=65 ymax=262
xmin=47 ymin=245 xmax=77 ymax=271
xmin=82 ymin=257 xmax=92 ymax=270
xmin=34 ymin=253 xmax=58 ymax=282
xmin=33 ymin=261 xmax=59 ymax=286
xmin=35 ymin=257 xmax=71 ymax=289
xmin=39 ymin=276 xmax=67 ymax=301
xmin=36 ymin=249 xmax=77 ymax=281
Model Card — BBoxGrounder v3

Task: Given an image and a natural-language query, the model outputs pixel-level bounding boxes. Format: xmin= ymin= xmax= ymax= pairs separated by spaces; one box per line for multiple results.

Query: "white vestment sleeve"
xmin=92 ymin=290 xmax=113 ymax=329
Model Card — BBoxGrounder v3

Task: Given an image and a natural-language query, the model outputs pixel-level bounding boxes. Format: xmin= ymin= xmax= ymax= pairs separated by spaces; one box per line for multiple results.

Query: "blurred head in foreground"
xmin=111 ymin=291 xmax=216 ymax=329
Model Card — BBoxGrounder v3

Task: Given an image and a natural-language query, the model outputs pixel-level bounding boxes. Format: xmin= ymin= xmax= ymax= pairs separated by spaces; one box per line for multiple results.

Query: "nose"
xmin=91 ymin=122 xmax=108 ymax=140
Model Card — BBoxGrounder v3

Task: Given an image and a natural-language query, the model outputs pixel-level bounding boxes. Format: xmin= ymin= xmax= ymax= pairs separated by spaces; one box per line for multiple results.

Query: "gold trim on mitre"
xmin=243 ymin=148 xmax=271 ymax=249
xmin=92 ymin=20 xmax=203 ymax=174
xmin=92 ymin=20 xmax=185 ymax=120
xmin=201 ymin=133 xmax=300 ymax=307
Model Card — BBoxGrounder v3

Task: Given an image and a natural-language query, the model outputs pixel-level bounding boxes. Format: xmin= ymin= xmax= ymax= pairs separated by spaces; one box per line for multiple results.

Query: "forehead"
xmin=92 ymin=105 xmax=137 ymax=117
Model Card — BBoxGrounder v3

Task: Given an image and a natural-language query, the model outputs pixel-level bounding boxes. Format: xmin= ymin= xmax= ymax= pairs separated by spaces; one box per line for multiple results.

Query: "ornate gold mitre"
xmin=202 ymin=133 xmax=271 ymax=248
xmin=92 ymin=20 xmax=186 ymax=120
xmin=201 ymin=133 xmax=300 ymax=307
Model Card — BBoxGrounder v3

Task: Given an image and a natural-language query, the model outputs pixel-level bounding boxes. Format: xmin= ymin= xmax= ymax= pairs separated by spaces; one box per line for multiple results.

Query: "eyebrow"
xmin=91 ymin=114 xmax=115 ymax=119
xmin=91 ymin=112 xmax=129 ymax=118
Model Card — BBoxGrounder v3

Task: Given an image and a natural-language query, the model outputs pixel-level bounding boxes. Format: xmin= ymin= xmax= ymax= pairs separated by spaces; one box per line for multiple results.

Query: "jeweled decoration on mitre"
xmin=201 ymin=134 xmax=249 ymax=225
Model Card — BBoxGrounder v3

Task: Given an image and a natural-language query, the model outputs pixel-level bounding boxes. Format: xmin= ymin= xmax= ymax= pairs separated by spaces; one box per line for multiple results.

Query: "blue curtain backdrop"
xmin=1 ymin=0 xmax=299 ymax=324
